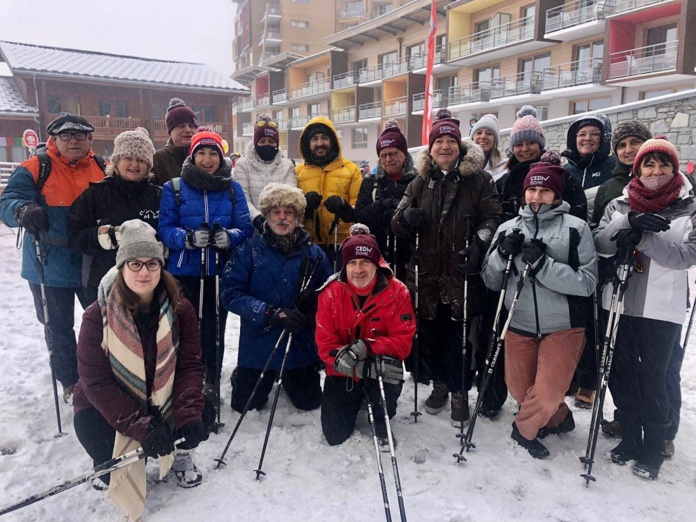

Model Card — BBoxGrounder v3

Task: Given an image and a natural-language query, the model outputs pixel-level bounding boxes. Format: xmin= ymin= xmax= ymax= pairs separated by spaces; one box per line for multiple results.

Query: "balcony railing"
xmin=340 ymin=4 xmax=364 ymax=20
xmin=488 ymin=72 xmax=544 ymax=99
xmin=288 ymin=112 xmax=327 ymax=129
xmin=261 ymin=29 xmax=281 ymax=40
xmin=239 ymin=98 xmax=255 ymax=111
xmin=359 ymin=56 xmax=411 ymax=83
xmin=546 ymin=0 xmax=602 ymax=33
xmin=412 ymin=90 xmax=448 ymax=112
xmin=242 ymin=122 xmax=254 ymax=136
xmin=273 ymin=88 xmax=287 ymax=103
xmin=542 ymin=58 xmax=603 ymax=90
xmin=450 ymin=16 xmax=535 ymax=60
xmin=257 ymin=94 xmax=270 ymax=106
xmin=277 ymin=119 xmax=288 ymax=131
xmin=333 ymin=71 xmax=359 ymax=89
xmin=605 ymin=0 xmax=673 ymax=16
xmin=448 ymin=84 xmax=490 ymax=105
xmin=332 ymin=106 xmax=356 ymax=123
xmin=384 ymin=96 xmax=408 ymax=116
xmin=358 ymin=101 xmax=382 ymax=120
xmin=290 ymin=77 xmax=330 ymax=99
xmin=409 ymin=45 xmax=446 ymax=70
xmin=608 ymin=41 xmax=678 ymax=79
xmin=370 ymin=6 xmax=393 ymax=19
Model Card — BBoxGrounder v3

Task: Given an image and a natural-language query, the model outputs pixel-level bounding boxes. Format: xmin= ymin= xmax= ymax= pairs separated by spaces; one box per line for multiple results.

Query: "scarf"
xmin=181 ymin=156 xmax=233 ymax=192
xmin=626 ymin=173 xmax=683 ymax=213
xmin=263 ymin=226 xmax=304 ymax=254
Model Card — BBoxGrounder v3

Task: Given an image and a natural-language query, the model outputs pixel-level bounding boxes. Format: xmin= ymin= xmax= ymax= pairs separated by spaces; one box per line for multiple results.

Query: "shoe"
xmin=601 ymin=419 xmax=622 ymax=439
xmin=424 ymin=382 xmax=448 ymax=414
xmin=574 ymin=388 xmax=595 ymax=409
xmin=204 ymin=382 xmax=219 ymax=405
xmin=664 ymin=440 xmax=675 ymax=460
xmin=172 ymin=450 xmax=203 ymax=488
xmin=478 ymin=405 xmax=501 ymax=420
xmin=538 ymin=411 xmax=575 ymax=439
xmin=450 ymin=392 xmax=470 ymax=428
xmin=230 ymin=366 xmax=239 ymax=389
xmin=511 ymin=422 xmax=550 ymax=460
xmin=375 ymin=425 xmax=397 ymax=453
xmin=91 ymin=477 xmax=108 ymax=491
xmin=633 ymin=450 xmax=664 ymax=481
xmin=62 ymin=384 xmax=75 ymax=404
xmin=609 ymin=440 xmax=642 ymax=465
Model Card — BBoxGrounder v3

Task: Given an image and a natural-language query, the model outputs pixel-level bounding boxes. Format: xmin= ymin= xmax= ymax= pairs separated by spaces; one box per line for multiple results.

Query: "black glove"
xmin=333 ymin=340 xmax=370 ymax=378
xmin=521 ymin=239 xmax=547 ymax=268
xmin=324 ymin=196 xmax=354 ymax=222
xmin=304 ymin=192 xmax=322 ymax=218
xmin=15 ymin=202 xmax=49 ymax=237
xmin=499 ymin=229 xmax=524 ymax=257
xmin=178 ymin=420 xmax=209 ymax=448
xmin=253 ymin=215 xmax=266 ymax=233
xmin=212 ymin=227 xmax=231 ymax=250
xmin=185 ymin=226 xmax=210 ymax=249
xmin=627 ymin=211 xmax=671 ymax=233
xmin=266 ymin=306 xmax=307 ymax=335
xmin=141 ymin=422 xmax=175 ymax=458
xmin=612 ymin=229 xmax=643 ymax=250
xmin=294 ymin=287 xmax=318 ymax=318
xmin=457 ymin=236 xmax=484 ymax=276
xmin=402 ymin=207 xmax=426 ymax=228
xmin=380 ymin=198 xmax=400 ymax=211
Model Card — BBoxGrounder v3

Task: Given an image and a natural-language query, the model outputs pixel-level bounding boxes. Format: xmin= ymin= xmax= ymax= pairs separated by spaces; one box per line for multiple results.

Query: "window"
xmin=519 ymin=53 xmax=550 ymax=91
xmin=47 ymin=95 xmax=62 ymax=114
xmin=374 ymin=3 xmax=393 ymax=17
xmin=353 ymin=59 xmax=367 ymax=74
xmin=292 ymin=44 xmax=310 ymax=52
xmin=575 ymin=40 xmax=603 ymax=69
xmin=291 ymin=20 xmax=309 ymax=28
xmin=641 ymin=86 xmax=689 ymax=100
xmin=307 ymin=71 xmax=325 ymax=83
xmin=521 ymin=6 xmax=535 ymax=38
xmin=98 ymin=100 xmax=128 ymax=118
xmin=193 ymin=106 xmax=217 ymax=122
xmin=571 ymin=97 xmax=611 ymax=114
xmin=352 ymin=127 xmax=368 ymax=148
xmin=647 ymin=23 xmax=678 ymax=47
xmin=474 ymin=65 xmax=500 ymax=86
xmin=378 ymin=51 xmax=397 ymax=67
xmin=309 ymin=103 xmax=322 ymax=116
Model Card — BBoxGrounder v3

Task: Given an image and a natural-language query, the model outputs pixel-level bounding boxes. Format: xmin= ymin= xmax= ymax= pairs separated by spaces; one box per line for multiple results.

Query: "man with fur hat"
xmin=392 ymin=109 xmax=502 ymax=427
xmin=222 ymin=183 xmax=332 ymax=413
xmin=0 ymin=113 xmax=107 ymax=401
xmin=153 ymin=97 xmax=200 ymax=186
xmin=296 ymin=116 xmax=363 ymax=269
xmin=68 ymin=127 xmax=162 ymax=305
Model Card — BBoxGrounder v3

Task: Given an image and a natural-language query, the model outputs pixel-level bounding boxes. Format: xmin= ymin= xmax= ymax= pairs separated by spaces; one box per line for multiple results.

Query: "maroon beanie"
xmin=429 ymin=109 xmax=462 ymax=150
xmin=341 ymin=224 xmax=381 ymax=267
xmin=165 ymin=98 xmax=199 ymax=134
xmin=523 ymin=150 xmax=565 ymax=200
xmin=253 ymin=113 xmax=280 ymax=145
xmin=377 ymin=119 xmax=408 ymax=156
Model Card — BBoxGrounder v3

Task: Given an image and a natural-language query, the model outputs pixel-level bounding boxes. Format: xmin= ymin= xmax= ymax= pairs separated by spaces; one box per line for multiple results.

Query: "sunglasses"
xmin=256 ymin=121 xmax=278 ymax=128
xmin=126 ymin=259 xmax=162 ymax=272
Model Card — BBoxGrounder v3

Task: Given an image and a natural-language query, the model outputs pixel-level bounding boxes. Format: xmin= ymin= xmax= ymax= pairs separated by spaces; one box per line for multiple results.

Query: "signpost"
xmin=23 ymin=129 xmax=39 ymax=150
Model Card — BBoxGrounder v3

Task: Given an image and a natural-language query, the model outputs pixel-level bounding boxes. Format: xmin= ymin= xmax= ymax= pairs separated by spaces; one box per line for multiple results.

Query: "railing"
xmin=542 ymin=58 xmax=603 ymax=89
xmin=260 ymin=51 xmax=280 ymax=63
xmin=340 ymin=4 xmax=364 ymax=19
xmin=412 ymin=90 xmax=448 ymax=112
xmin=332 ymin=106 xmax=356 ymax=123
xmin=290 ymin=77 xmax=331 ymax=99
xmin=605 ymin=0 xmax=673 ymax=16
xmin=608 ymin=41 xmax=678 ymax=79
xmin=358 ymin=101 xmax=382 ymax=120
xmin=242 ymin=122 xmax=254 ymax=136
xmin=0 ymin=162 xmax=19 ymax=189
xmin=546 ymin=0 xmax=602 ymax=33
xmin=83 ymin=116 xmax=140 ymax=130
xmin=487 ymin=72 xmax=545 ymax=99
xmin=370 ymin=6 xmax=393 ymax=19
xmin=288 ymin=112 xmax=327 ymax=129
xmin=239 ymin=98 xmax=255 ymax=111
xmin=359 ymin=55 xmax=411 ymax=83
xmin=450 ymin=15 xmax=535 ymax=60
xmin=384 ymin=96 xmax=408 ymax=116
xmin=203 ymin=122 xmax=231 ymax=136
xmin=261 ymin=29 xmax=281 ymax=41
xmin=257 ymin=94 xmax=270 ymax=106
xmin=409 ymin=45 xmax=446 ymax=70
xmin=448 ymin=84 xmax=490 ymax=105
xmin=273 ymin=88 xmax=287 ymax=103
xmin=333 ymin=71 xmax=359 ymax=89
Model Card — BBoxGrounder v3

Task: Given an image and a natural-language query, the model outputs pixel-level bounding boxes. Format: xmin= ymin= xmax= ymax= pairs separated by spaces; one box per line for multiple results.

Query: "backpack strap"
xmin=171 ymin=177 xmax=182 ymax=206
xmin=34 ymin=152 xmax=52 ymax=195
xmin=93 ymin=154 xmax=108 ymax=173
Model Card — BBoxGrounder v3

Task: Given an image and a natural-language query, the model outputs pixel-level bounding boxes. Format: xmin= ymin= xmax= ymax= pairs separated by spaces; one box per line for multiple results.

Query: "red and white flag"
xmin=422 ymin=0 xmax=438 ymax=145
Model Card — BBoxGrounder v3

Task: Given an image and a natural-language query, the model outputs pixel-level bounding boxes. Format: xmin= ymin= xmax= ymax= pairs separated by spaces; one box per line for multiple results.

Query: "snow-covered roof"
xmin=0 ymin=41 xmax=249 ymax=94
xmin=0 ymin=77 xmax=38 ymax=116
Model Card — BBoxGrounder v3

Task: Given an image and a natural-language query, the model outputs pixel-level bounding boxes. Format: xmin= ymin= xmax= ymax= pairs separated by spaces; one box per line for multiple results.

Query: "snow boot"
xmin=424 ymin=382 xmax=448 ymax=414
xmin=172 ymin=450 xmax=203 ymax=488
xmin=375 ymin=424 xmax=397 ymax=453
xmin=609 ymin=410 xmax=642 ymax=465
xmin=511 ymin=422 xmax=549 ymax=460
xmin=450 ymin=391 xmax=470 ymax=428
xmin=601 ymin=419 xmax=622 ymax=439
xmin=574 ymin=388 xmax=595 ymax=409
xmin=633 ymin=421 xmax=668 ymax=480
xmin=664 ymin=440 xmax=675 ymax=460
xmin=478 ymin=404 xmax=501 ymax=420
xmin=538 ymin=410 xmax=575 ymax=439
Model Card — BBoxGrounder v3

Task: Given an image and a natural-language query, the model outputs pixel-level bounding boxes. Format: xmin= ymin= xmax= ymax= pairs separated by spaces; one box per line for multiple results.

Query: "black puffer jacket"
xmin=67 ymin=175 xmax=161 ymax=302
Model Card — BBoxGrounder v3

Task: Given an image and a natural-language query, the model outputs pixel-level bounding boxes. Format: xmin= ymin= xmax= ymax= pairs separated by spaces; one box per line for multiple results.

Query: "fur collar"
xmin=416 ymin=139 xmax=485 ymax=179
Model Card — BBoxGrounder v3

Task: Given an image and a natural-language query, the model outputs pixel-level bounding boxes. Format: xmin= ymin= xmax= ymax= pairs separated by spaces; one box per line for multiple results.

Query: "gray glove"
xmin=212 ymin=228 xmax=231 ymax=250
xmin=364 ymin=356 xmax=404 ymax=385
xmin=332 ymin=340 xmax=369 ymax=378
xmin=186 ymin=227 xmax=210 ymax=249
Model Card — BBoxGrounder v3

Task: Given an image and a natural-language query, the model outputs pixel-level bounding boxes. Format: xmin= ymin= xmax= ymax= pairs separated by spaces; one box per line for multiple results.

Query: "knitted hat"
xmin=429 ymin=108 xmax=462 ymax=150
xmin=253 ymin=113 xmax=280 ymax=146
xmin=190 ymin=129 xmax=224 ymax=159
xmin=377 ymin=119 xmax=408 ymax=156
xmin=110 ymin=127 xmax=155 ymax=171
xmin=633 ymin=136 xmax=680 ymax=176
xmin=115 ymin=220 xmax=164 ymax=269
xmin=611 ymin=120 xmax=652 ymax=155
xmin=469 ymin=113 xmax=500 ymax=146
xmin=258 ymin=182 xmax=307 ymax=218
xmin=524 ymin=150 xmax=564 ymax=201
xmin=165 ymin=98 xmax=199 ymax=134
xmin=509 ymin=106 xmax=545 ymax=150
xmin=341 ymin=224 xmax=381 ymax=267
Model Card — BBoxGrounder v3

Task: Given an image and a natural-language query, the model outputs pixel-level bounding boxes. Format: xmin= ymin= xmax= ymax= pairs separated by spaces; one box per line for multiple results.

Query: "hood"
xmin=563 ymin=113 xmax=612 ymax=160
xmin=298 ymin=116 xmax=342 ymax=163
xmin=374 ymin=152 xmax=418 ymax=182
xmin=243 ymin=139 xmax=284 ymax=166
xmin=415 ymin=139 xmax=485 ymax=178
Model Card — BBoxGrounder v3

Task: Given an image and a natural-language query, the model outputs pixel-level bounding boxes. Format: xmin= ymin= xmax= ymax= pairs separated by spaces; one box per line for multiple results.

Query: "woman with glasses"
xmin=72 ymin=220 xmax=212 ymax=516
xmin=234 ymin=113 xmax=296 ymax=233
xmin=68 ymin=128 xmax=161 ymax=305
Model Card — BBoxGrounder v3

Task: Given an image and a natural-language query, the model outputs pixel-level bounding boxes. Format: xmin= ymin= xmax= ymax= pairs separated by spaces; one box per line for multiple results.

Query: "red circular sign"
xmin=23 ymin=129 xmax=39 ymax=149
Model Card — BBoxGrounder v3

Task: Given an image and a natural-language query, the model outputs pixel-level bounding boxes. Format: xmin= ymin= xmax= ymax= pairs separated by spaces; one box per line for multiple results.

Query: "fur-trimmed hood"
xmin=415 ymin=139 xmax=486 ymax=178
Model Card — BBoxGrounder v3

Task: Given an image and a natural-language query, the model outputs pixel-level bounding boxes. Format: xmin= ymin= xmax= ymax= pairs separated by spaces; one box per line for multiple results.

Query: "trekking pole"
xmin=580 ymin=247 xmax=634 ymax=486
xmin=213 ymin=247 xmax=224 ymax=433
xmin=410 ymin=232 xmax=421 ymax=423
xmin=198 ymin=225 xmax=208 ymax=333
xmin=330 ymin=215 xmax=340 ymax=272
xmin=33 ymin=238 xmax=66 ymax=438
xmin=454 ymin=232 xmax=470 ymax=451
xmin=364 ymin=382 xmax=393 ymax=522
xmin=682 ymin=279 xmax=695 ymax=349
xmin=0 ymin=437 xmax=184 ymax=517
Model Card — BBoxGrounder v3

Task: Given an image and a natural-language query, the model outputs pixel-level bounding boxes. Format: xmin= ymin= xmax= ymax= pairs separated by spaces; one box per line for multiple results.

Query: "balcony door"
xmin=575 ymin=40 xmax=603 ymax=83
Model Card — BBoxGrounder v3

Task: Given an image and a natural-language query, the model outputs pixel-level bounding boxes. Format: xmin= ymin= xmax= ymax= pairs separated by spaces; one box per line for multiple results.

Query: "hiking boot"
xmin=424 ymin=382 xmax=448 ymax=414
xmin=538 ymin=411 xmax=575 ymax=439
xmin=375 ymin=424 xmax=397 ymax=453
xmin=633 ymin=450 xmax=664 ymax=481
xmin=511 ymin=422 xmax=550 ymax=460
xmin=172 ymin=450 xmax=203 ymax=488
xmin=664 ymin=440 xmax=675 ymax=460
xmin=62 ymin=384 xmax=75 ymax=405
xmin=574 ymin=388 xmax=595 ymax=409
xmin=609 ymin=440 xmax=642 ymax=465
xmin=450 ymin=392 xmax=470 ymax=428
xmin=91 ymin=477 xmax=108 ymax=491
xmin=230 ymin=366 xmax=239 ymax=389
xmin=601 ymin=419 xmax=622 ymax=439
xmin=478 ymin=404 xmax=501 ymax=420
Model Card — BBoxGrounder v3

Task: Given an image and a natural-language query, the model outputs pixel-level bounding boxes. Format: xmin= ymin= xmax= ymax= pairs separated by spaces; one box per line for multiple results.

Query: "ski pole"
xmin=455 ymin=223 xmax=471 ymax=450
xmin=364 ymin=381 xmax=392 ymax=522
xmin=410 ymin=232 xmax=421 ymax=423
xmin=330 ymin=215 xmax=340 ymax=272
xmin=198 ymin=226 xmax=207 ymax=333
xmin=213 ymin=247 xmax=224 ymax=433
xmin=683 ymin=278 xmax=695 ymax=349
xmin=33 ymin=238 xmax=65 ymax=438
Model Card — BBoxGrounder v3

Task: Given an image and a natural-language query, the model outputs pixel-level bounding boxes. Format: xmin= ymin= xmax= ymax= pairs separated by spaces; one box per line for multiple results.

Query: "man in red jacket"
xmin=316 ymin=224 xmax=415 ymax=448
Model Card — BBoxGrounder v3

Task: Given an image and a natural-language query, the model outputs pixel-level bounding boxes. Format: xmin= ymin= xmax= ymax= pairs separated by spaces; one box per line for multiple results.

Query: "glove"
xmin=332 ymin=340 xmax=370 ymax=378
xmin=304 ymin=192 xmax=322 ymax=218
xmin=185 ymin=226 xmax=210 ymax=249
xmin=15 ymin=202 xmax=49 ymax=237
xmin=521 ymin=239 xmax=547 ymax=268
xmin=402 ymin=207 xmax=426 ymax=228
xmin=380 ymin=198 xmax=400 ymax=211
xmin=253 ymin=215 xmax=266 ymax=233
xmin=324 ymin=196 xmax=354 ymax=222
xmin=457 ymin=236 xmax=484 ymax=276
xmin=266 ymin=306 xmax=307 ymax=335
xmin=97 ymin=225 xmax=120 ymax=250
xmin=141 ymin=422 xmax=175 ymax=458
xmin=612 ymin=228 xmax=643 ymax=250
xmin=212 ymin=227 xmax=231 ymax=250
xmin=498 ymin=229 xmax=524 ymax=257
xmin=627 ymin=211 xmax=671 ymax=233
xmin=178 ymin=420 xmax=209 ymax=448
xmin=364 ymin=356 xmax=404 ymax=385
xmin=293 ymin=287 xmax=318 ymax=318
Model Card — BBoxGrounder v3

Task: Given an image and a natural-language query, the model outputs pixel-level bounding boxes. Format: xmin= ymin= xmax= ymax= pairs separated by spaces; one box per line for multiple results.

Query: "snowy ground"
xmin=1 ymin=221 xmax=695 ymax=521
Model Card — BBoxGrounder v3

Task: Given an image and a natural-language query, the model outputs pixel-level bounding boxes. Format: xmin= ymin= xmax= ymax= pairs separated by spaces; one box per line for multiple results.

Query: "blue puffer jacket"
xmin=221 ymin=229 xmax=332 ymax=370
xmin=158 ymin=159 xmax=253 ymax=276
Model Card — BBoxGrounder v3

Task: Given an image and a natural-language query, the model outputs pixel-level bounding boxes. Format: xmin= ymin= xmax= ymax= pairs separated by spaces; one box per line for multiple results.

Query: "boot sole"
xmin=424 ymin=404 xmax=447 ymax=415
xmin=451 ymin=418 xmax=470 ymax=428
xmin=633 ymin=467 xmax=657 ymax=481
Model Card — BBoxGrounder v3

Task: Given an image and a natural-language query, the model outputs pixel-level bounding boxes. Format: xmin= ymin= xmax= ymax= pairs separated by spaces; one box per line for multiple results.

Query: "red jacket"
xmin=316 ymin=264 xmax=415 ymax=380
xmin=73 ymin=298 xmax=204 ymax=441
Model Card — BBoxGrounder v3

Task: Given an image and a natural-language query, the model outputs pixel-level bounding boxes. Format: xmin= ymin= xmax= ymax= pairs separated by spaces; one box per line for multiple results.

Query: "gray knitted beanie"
xmin=470 ymin=114 xmax=500 ymax=146
xmin=116 ymin=220 xmax=164 ymax=268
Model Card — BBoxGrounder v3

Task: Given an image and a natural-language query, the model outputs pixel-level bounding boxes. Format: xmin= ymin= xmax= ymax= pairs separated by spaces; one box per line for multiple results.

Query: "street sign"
xmin=23 ymin=129 xmax=39 ymax=149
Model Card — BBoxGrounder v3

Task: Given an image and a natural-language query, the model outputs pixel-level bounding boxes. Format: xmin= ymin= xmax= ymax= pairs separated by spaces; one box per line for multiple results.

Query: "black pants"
xmin=230 ymin=365 xmax=322 ymax=413
xmin=29 ymin=283 xmax=91 ymax=387
xmin=178 ymin=276 xmax=228 ymax=385
xmin=321 ymin=375 xmax=402 ymax=446
xmin=475 ymin=291 xmax=508 ymax=411
xmin=666 ymin=328 xmax=684 ymax=440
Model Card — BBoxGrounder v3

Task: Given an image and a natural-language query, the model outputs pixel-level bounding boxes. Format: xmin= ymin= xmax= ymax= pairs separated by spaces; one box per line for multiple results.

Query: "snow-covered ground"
xmin=1 ymin=221 xmax=695 ymax=521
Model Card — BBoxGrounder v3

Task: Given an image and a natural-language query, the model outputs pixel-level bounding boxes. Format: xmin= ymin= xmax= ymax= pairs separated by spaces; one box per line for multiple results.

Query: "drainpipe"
xmin=32 ymin=74 xmax=42 ymax=140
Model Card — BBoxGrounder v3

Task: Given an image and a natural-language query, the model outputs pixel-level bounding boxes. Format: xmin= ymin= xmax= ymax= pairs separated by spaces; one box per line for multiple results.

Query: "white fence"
xmin=0 ymin=162 xmax=18 ymax=189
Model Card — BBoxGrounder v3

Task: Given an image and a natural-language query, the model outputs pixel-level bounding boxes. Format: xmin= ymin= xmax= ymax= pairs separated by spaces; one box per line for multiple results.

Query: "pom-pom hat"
xmin=190 ymin=129 xmax=225 ymax=159
xmin=377 ymin=119 xmax=408 ymax=156
xmin=165 ymin=98 xmax=199 ymax=134
xmin=254 ymin=113 xmax=280 ymax=145
xmin=510 ymin=106 xmax=545 ymax=151
xmin=429 ymin=108 xmax=462 ymax=150
xmin=341 ymin=224 xmax=381 ymax=267
xmin=524 ymin=150 xmax=564 ymax=201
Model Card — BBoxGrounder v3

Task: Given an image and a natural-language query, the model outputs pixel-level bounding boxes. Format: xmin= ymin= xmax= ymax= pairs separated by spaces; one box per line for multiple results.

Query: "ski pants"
xmin=231 ymin=364 xmax=322 ymax=413
xmin=666 ymin=327 xmax=684 ymax=441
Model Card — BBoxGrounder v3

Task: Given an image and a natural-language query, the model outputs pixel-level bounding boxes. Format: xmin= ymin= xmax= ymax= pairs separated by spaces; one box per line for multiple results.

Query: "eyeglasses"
xmin=256 ymin=121 xmax=278 ymax=128
xmin=379 ymin=151 xmax=400 ymax=161
xmin=57 ymin=132 xmax=88 ymax=142
xmin=577 ymin=131 xmax=601 ymax=139
xmin=126 ymin=260 xmax=162 ymax=272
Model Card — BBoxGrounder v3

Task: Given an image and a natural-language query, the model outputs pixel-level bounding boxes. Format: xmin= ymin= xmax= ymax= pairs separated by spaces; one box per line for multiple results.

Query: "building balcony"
xmin=257 ymin=94 xmax=271 ymax=108
xmin=290 ymin=77 xmax=331 ymax=100
xmin=332 ymin=106 xmax=356 ymax=124
xmin=259 ymin=29 xmax=282 ymax=47
xmin=80 ymin=116 xmax=140 ymax=141
xmin=260 ymin=4 xmax=281 ymax=24
xmin=412 ymin=90 xmax=448 ymax=114
xmin=239 ymin=98 xmax=255 ymax=112
xmin=383 ymin=96 xmax=408 ymax=117
xmin=605 ymin=0 xmax=679 ymax=18
xmin=542 ymin=58 xmax=608 ymax=95
xmin=358 ymin=101 xmax=382 ymax=121
xmin=339 ymin=4 xmax=365 ymax=23
xmin=242 ymin=122 xmax=254 ymax=136
xmin=608 ymin=41 xmax=679 ymax=85
xmin=288 ymin=112 xmax=328 ymax=130
xmin=273 ymin=88 xmax=288 ymax=105
xmin=411 ymin=45 xmax=460 ymax=75
xmin=333 ymin=71 xmax=359 ymax=90
xmin=277 ymin=119 xmax=288 ymax=131
xmin=545 ymin=0 xmax=606 ymax=41
xmin=359 ymin=56 xmax=411 ymax=86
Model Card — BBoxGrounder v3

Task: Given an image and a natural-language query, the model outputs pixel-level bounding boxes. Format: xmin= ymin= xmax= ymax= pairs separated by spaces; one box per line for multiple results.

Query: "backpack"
xmin=34 ymin=151 xmax=108 ymax=194
xmin=171 ymin=177 xmax=236 ymax=207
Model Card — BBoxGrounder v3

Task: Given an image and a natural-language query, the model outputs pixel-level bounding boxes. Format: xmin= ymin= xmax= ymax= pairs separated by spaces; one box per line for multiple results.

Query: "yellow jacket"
xmin=296 ymin=117 xmax=362 ymax=246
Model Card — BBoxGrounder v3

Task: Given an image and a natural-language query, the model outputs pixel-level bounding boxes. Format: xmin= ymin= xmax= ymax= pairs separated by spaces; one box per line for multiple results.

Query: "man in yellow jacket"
xmin=296 ymin=116 xmax=362 ymax=270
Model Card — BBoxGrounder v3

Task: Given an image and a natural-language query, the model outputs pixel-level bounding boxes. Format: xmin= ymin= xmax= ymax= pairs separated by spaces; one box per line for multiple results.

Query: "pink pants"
xmin=505 ymin=328 xmax=585 ymax=441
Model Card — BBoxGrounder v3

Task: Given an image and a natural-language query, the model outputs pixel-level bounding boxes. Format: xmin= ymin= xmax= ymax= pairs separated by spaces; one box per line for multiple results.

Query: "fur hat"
xmin=611 ymin=120 xmax=652 ymax=155
xmin=115 ymin=220 xmax=164 ymax=269
xmin=341 ymin=224 xmax=381 ymax=267
xmin=469 ymin=113 xmax=500 ymax=146
xmin=165 ymin=98 xmax=199 ymax=134
xmin=110 ymin=127 xmax=155 ymax=172
xmin=258 ymin=182 xmax=307 ymax=218
xmin=377 ymin=119 xmax=408 ymax=157
xmin=510 ymin=106 xmax=545 ymax=150
xmin=253 ymin=113 xmax=280 ymax=146
xmin=633 ymin=136 xmax=680 ymax=176
xmin=429 ymin=108 xmax=462 ymax=150
xmin=524 ymin=150 xmax=564 ymax=201
xmin=190 ymin=129 xmax=224 ymax=159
